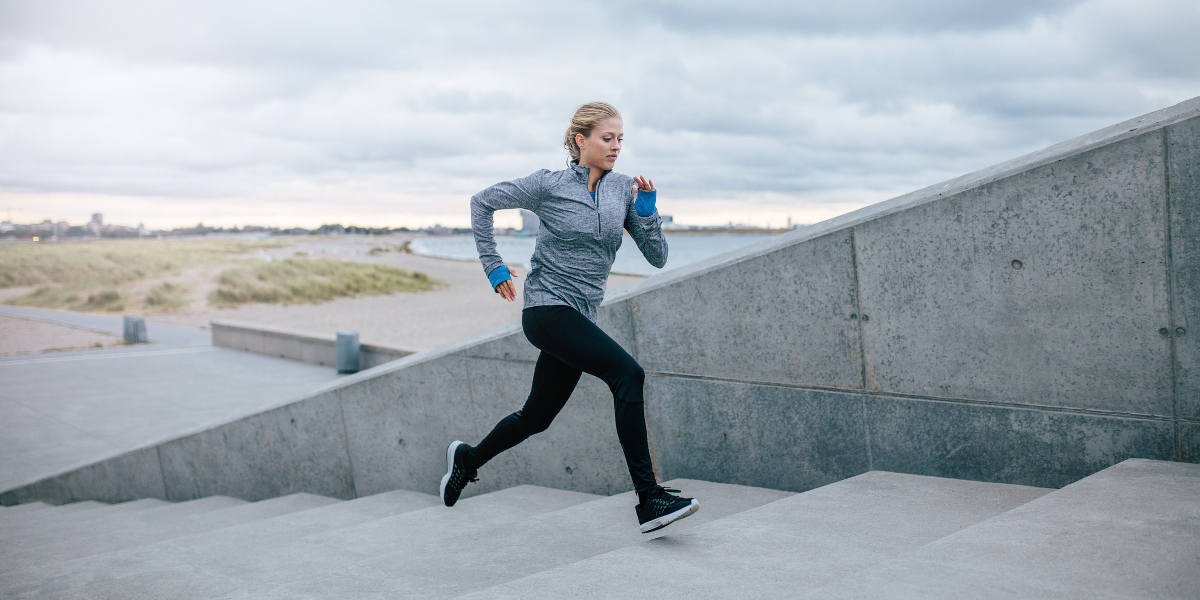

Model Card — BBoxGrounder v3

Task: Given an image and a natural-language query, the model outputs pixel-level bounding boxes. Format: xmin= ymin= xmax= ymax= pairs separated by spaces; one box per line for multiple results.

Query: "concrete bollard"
xmin=123 ymin=315 xmax=148 ymax=344
xmin=336 ymin=331 xmax=360 ymax=374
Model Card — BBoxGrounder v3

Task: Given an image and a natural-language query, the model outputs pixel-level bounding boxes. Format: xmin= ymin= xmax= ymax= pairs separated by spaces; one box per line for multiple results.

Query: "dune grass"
xmin=208 ymin=258 xmax=439 ymax=307
xmin=2 ymin=238 xmax=438 ymax=313
xmin=143 ymin=281 xmax=190 ymax=310
xmin=0 ymin=238 xmax=289 ymax=312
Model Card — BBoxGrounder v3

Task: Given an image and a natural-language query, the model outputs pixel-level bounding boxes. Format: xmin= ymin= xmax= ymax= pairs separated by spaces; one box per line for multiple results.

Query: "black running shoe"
xmin=439 ymin=440 xmax=477 ymax=507
xmin=635 ymin=486 xmax=700 ymax=533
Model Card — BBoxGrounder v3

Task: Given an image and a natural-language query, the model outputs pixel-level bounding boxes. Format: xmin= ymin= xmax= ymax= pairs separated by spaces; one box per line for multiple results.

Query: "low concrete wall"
xmin=5 ymin=98 xmax=1198 ymax=505
xmin=211 ymin=321 xmax=416 ymax=371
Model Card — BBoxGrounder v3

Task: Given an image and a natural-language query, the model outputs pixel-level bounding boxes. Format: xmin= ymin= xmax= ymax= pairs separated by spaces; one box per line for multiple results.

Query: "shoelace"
xmin=448 ymin=470 xmax=478 ymax=490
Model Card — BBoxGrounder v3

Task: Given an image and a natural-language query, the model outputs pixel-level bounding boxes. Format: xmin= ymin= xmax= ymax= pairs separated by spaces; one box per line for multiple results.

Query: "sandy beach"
xmin=141 ymin=236 xmax=645 ymax=350
xmin=0 ymin=235 xmax=645 ymax=353
xmin=0 ymin=313 xmax=125 ymax=355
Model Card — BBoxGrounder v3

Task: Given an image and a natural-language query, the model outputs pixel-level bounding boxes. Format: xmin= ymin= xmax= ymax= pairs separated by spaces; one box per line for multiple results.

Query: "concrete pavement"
xmin=0 ymin=306 xmax=341 ymax=494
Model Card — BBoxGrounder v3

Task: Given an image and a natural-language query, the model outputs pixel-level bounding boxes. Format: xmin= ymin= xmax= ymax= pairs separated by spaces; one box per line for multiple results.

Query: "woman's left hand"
xmin=633 ymin=176 xmax=655 ymax=192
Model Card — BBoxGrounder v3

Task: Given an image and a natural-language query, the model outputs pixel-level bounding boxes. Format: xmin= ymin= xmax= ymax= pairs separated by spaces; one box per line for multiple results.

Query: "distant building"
xmin=88 ymin=213 xmax=103 ymax=235
xmin=520 ymin=209 xmax=540 ymax=235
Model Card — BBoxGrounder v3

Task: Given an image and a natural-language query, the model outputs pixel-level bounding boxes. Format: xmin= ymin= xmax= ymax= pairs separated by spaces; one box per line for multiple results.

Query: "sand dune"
xmin=146 ymin=237 xmax=644 ymax=351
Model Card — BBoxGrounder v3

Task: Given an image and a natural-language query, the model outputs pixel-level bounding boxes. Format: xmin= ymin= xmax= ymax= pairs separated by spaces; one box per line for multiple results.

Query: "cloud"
xmin=0 ymin=0 xmax=1197 ymax=228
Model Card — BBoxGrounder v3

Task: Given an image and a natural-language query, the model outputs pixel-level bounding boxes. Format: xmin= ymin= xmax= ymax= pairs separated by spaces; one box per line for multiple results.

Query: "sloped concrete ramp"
xmin=3 ymin=97 xmax=1199 ymax=507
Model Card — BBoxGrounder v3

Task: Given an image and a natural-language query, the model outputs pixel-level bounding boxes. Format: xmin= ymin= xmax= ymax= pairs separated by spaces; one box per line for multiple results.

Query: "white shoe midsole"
xmin=640 ymin=499 xmax=699 ymax=533
xmin=439 ymin=440 xmax=463 ymax=503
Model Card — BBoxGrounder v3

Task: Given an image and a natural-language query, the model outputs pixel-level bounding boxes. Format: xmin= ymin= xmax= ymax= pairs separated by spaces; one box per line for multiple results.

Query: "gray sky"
xmin=1 ymin=0 xmax=1197 ymax=229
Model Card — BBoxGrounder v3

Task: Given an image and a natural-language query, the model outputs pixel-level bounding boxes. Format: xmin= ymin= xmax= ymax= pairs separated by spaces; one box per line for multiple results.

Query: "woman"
xmin=440 ymin=102 xmax=699 ymax=533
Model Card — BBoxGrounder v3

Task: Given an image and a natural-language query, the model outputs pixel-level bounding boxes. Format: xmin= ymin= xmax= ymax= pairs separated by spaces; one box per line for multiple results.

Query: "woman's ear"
xmin=575 ymin=132 xmax=586 ymax=150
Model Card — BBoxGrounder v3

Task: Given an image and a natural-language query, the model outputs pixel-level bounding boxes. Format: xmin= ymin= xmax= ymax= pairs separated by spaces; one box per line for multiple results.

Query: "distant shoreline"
xmin=661 ymin=227 xmax=796 ymax=235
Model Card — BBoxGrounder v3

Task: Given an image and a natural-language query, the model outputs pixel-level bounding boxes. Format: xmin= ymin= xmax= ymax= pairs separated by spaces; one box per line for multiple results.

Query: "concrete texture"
xmin=864 ymin=394 xmax=1176 ymax=488
xmin=157 ymin=394 xmax=357 ymax=501
xmin=0 ymin=493 xmax=342 ymax=590
xmin=645 ymin=377 xmax=872 ymax=491
xmin=456 ymin=472 xmax=1048 ymax=600
xmin=227 ymin=479 xmax=790 ymax=599
xmin=803 ymin=459 xmax=1200 ymax=599
xmin=7 ymin=97 xmax=1199 ymax=506
xmin=2 ymin=489 xmax=440 ymax=598
xmin=630 ymin=230 xmax=864 ymax=389
xmin=337 ymin=349 xmax=634 ymax=500
xmin=211 ymin=320 xmax=415 ymax=371
xmin=9 ymin=485 xmax=598 ymax=599
xmin=855 ymin=133 xmax=1172 ymax=414
xmin=1168 ymin=118 xmax=1200 ymax=421
xmin=0 ymin=307 xmax=341 ymax=501
xmin=2 ymin=462 xmax=1194 ymax=599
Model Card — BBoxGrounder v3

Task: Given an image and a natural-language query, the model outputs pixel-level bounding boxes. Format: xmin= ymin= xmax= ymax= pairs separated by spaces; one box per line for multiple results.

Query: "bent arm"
xmin=471 ymin=170 xmax=546 ymax=287
xmin=625 ymin=189 xmax=668 ymax=269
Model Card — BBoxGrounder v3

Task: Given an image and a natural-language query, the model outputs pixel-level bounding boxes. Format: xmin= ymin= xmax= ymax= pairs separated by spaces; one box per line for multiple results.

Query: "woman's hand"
xmin=497 ymin=270 xmax=520 ymax=302
xmin=633 ymin=175 xmax=654 ymax=192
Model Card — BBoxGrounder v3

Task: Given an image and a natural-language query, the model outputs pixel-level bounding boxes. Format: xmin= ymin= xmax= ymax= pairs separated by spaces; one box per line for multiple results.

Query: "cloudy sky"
xmin=1 ymin=0 xmax=1197 ymax=230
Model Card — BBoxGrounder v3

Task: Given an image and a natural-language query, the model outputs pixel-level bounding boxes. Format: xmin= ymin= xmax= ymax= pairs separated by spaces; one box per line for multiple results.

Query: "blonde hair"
xmin=563 ymin=102 xmax=622 ymax=162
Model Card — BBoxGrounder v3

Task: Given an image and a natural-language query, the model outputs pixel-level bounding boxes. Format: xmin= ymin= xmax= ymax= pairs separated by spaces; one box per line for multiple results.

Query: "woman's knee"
xmin=620 ymin=363 xmax=645 ymax=386
xmin=610 ymin=362 xmax=645 ymax=401
xmin=509 ymin=409 xmax=554 ymax=435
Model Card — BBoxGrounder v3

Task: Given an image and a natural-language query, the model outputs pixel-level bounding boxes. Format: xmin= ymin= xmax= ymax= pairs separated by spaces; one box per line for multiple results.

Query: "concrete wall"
xmin=211 ymin=321 xmax=416 ymax=371
xmin=4 ymin=98 xmax=1197 ymax=505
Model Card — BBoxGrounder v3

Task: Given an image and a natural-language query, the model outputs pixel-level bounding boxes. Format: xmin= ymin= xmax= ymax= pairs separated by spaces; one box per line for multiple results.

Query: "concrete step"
xmin=104 ymin=498 xmax=172 ymax=513
xmin=0 ymin=500 xmax=107 ymax=529
xmin=9 ymin=485 xmax=597 ymax=600
xmin=132 ymin=495 xmax=249 ymax=523
xmin=249 ymin=478 xmax=793 ymax=599
xmin=5 ymin=489 xmax=440 ymax=599
xmin=799 ymin=459 xmax=1200 ymax=599
xmin=0 ymin=501 xmax=51 ymax=514
xmin=0 ymin=495 xmax=246 ymax=555
xmin=43 ymin=500 xmax=108 ymax=514
xmin=0 ymin=494 xmax=338 ymax=579
xmin=457 ymin=472 xmax=1050 ymax=599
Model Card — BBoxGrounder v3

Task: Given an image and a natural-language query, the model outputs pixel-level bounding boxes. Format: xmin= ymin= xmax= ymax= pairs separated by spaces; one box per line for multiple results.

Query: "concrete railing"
xmin=4 ymin=97 xmax=1197 ymax=506
xmin=211 ymin=321 xmax=416 ymax=371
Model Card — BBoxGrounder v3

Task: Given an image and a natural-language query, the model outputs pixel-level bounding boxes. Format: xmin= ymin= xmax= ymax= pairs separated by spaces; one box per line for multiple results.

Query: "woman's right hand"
xmin=497 ymin=270 xmax=520 ymax=302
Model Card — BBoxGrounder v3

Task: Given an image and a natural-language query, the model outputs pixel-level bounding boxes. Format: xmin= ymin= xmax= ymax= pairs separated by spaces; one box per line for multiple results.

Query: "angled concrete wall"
xmin=211 ymin=321 xmax=416 ymax=370
xmin=4 ymin=98 xmax=1198 ymax=505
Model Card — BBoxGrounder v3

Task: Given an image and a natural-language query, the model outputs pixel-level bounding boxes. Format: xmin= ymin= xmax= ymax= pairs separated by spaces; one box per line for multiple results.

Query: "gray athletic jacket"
xmin=471 ymin=162 xmax=668 ymax=322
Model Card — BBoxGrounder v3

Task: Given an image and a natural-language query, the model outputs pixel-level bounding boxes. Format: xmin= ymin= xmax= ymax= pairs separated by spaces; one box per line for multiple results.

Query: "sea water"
xmin=410 ymin=233 xmax=779 ymax=277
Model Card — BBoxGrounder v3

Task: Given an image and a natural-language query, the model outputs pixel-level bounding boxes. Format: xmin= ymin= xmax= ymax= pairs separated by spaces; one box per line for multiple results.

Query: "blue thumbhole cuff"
xmin=635 ymin=189 xmax=657 ymax=217
xmin=487 ymin=265 xmax=511 ymax=291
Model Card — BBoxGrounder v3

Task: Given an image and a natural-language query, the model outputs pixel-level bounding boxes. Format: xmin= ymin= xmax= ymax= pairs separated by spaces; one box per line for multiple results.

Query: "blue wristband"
xmin=487 ymin=265 xmax=511 ymax=291
xmin=634 ymin=189 xmax=657 ymax=217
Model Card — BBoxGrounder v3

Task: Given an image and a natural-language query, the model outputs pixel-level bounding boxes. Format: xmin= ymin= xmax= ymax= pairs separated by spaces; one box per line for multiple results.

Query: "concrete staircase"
xmin=1 ymin=459 xmax=1195 ymax=599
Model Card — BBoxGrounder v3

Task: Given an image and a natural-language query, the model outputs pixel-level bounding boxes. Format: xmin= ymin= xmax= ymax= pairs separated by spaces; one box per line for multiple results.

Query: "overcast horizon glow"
xmin=1 ymin=0 xmax=1197 ymax=230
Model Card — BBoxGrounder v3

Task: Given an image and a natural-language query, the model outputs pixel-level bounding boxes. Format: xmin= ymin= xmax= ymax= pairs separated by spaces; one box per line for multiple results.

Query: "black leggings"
xmin=467 ymin=304 xmax=658 ymax=492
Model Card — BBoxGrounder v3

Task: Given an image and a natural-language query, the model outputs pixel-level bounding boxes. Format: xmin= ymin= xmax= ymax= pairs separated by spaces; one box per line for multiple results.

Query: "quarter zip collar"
xmin=569 ymin=160 xmax=609 ymax=192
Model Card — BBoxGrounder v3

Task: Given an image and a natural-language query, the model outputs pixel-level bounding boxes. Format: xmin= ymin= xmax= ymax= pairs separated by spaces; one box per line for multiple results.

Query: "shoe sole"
xmin=640 ymin=499 xmax=700 ymax=533
xmin=439 ymin=440 xmax=464 ymax=506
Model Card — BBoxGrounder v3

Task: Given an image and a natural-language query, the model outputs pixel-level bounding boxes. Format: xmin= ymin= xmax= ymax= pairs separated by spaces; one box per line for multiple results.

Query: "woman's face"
xmin=576 ymin=118 xmax=623 ymax=170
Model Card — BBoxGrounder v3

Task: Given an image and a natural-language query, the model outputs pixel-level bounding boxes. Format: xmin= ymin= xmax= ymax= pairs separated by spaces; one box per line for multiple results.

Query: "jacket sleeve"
xmin=624 ymin=185 xmax=668 ymax=269
xmin=471 ymin=170 xmax=547 ymax=278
